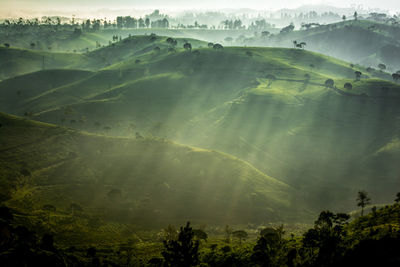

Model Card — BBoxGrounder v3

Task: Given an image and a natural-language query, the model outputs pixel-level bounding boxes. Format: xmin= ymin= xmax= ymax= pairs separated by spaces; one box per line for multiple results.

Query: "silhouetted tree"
xmin=4 ymin=43 xmax=10 ymax=48
xmin=354 ymin=71 xmax=362 ymax=81
xmin=378 ymin=63 xmax=386 ymax=71
xmin=183 ymin=42 xmax=192 ymax=51
xmin=252 ymin=226 xmax=286 ymax=267
xmin=207 ymin=42 xmax=214 ymax=48
xmin=357 ymin=191 xmax=371 ymax=216
xmin=325 ymin=79 xmax=334 ymax=88
xmin=344 ymin=83 xmax=353 ymax=90
xmin=395 ymin=192 xmax=400 ymax=203
xmin=391 ymin=73 xmax=400 ymax=82
xmin=162 ymin=222 xmax=199 ymax=267
xmin=213 ymin=43 xmax=223 ymax=50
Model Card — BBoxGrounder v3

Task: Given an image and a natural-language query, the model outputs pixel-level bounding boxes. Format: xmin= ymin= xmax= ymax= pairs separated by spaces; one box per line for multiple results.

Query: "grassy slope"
xmin=0 ymin=112 xmax=304 ymax=230
xmin=1 ymin=37 xmax=400 ymax=212
xmin=252 ymin=20 xmax=400 ymax=72
xmin=0 ymin=35 xmax=207 ymax=81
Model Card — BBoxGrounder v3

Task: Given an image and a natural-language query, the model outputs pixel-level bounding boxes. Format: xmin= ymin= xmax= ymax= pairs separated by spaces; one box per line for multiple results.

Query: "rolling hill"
xmin=0 ymin=35 xmax=207 ymax=80
xmin=0 ymin=112 xmax=303 ymax=230
xmin=247 ymin=20 xmax=400 ymax=72
xmin=1 ymin=35 xmax=400 ymax=213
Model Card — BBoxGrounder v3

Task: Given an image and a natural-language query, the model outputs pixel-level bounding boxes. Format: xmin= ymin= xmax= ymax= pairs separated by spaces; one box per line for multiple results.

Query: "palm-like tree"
xmin=357 ymin=191 xmax=371 ymax=216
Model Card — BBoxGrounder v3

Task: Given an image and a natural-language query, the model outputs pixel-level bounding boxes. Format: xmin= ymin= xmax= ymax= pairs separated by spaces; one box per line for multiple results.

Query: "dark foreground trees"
xmin=162 ymin=222 xmax=199 ymax=267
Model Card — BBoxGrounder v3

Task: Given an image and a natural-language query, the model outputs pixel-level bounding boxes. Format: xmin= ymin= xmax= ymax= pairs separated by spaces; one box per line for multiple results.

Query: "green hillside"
xmin=249 ymin=20 xmax=400 ymax=72
xmin=0 ymin=112 xmax=305 ymax=230
xmin=0 ymin=35 xmax=207 ymax=80
xmin=1 ymin=37 xmax=400 ymax=213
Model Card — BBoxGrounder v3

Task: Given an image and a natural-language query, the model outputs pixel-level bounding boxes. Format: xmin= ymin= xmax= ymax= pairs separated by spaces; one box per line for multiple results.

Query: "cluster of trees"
xmin=1 ymin=191 xmax=400 ymax=266
xmin=280 ymin=24 xmax=295 ymax=33
xmin=220 ymin=19 xmax=244 ymax=30
xmin=116 ymin=16 xmax=169 ymax=29
xmin=150 ymin=191 xmax=400 ymax=267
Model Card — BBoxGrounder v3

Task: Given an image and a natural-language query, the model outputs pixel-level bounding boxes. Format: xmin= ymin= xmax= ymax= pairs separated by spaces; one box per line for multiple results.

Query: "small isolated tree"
xmin=354 ymin=11 xmax=358 ymax=20
xmin=207 ymin=42 xmax=214 ymax=48
xmin=166 ymin=37 xmax=174 ymax=44
xmin=183 ymin=42 xmax=192 ymax=51
xmin=232 ymin=230 xmax=248 ymax=245
xmin=342 ymin=15 xmax=346 ymax=21
xmin=4 ymin=43 xmax=10 ymax=48
xmin=391 ymin=73 xmax=400 ymax=83
xmin=325 ymin=79 xmax=334 ymax=88
xmin=162 ymin=222 xmax=199 ymax=267
xmin=378 ymin=63 xmax=386 ymax=71
xmin=213 ymin=43 xmax=223 ymax=50
xmin=30 ymin=42 xmax=35 ymax=49
xmin=355 ymin=71 xmax=362 ymax=81
xmin=357 ymin=191 xmax=371 ymax=216
xmin=344 ymin=82 xmax=353 ymax=90
xmin=366 ymin=67 xmax=374 ymax=73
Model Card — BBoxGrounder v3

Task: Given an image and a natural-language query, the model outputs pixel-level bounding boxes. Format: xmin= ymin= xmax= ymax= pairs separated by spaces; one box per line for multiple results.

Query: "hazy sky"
xmin=1 ymin=0 xmax=399 ymax=17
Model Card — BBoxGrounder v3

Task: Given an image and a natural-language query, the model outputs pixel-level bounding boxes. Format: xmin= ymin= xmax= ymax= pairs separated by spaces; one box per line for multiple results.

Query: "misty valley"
xmin=0 ymin=3 xmax=400 ymax=267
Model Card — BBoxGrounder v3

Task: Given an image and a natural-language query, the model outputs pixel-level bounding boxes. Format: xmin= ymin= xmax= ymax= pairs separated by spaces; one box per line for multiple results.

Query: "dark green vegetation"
xmin=250 ymin=20 xmax=400 ymax=72
xmin=1 ymin=35 xmax=399 ymax=213
xmin=1 ymin=197 xmax=399 ymax=266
